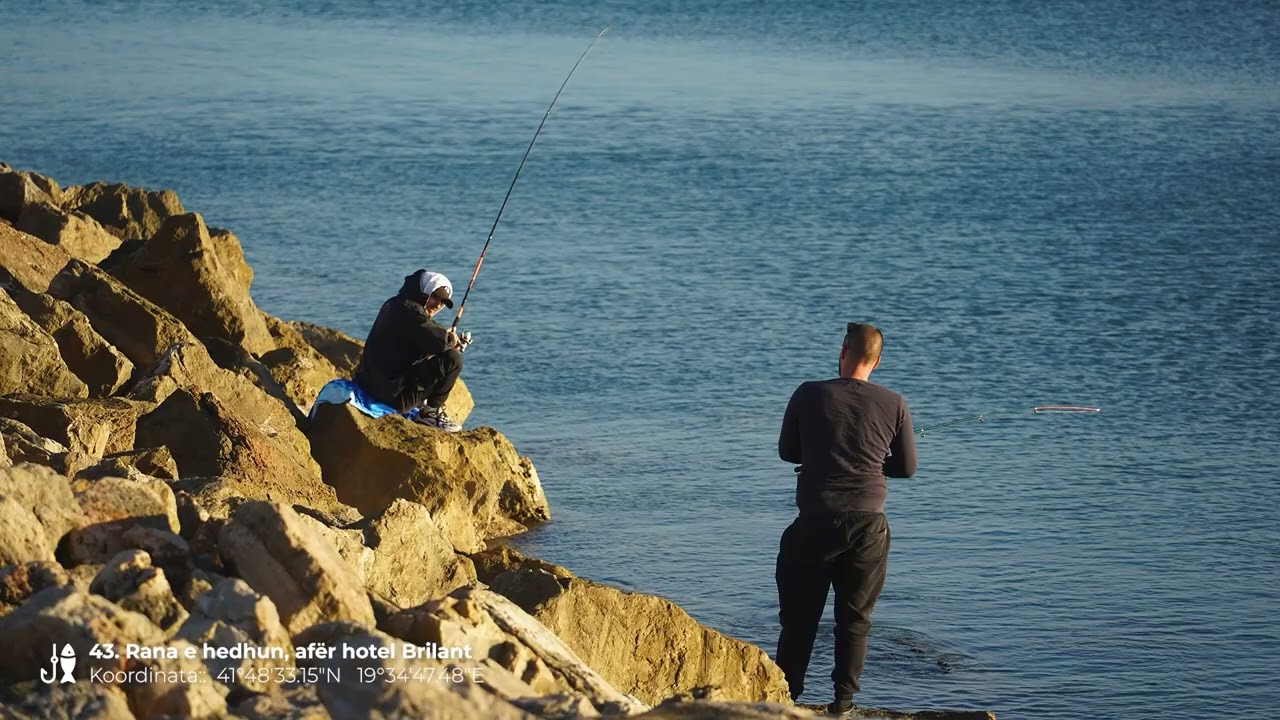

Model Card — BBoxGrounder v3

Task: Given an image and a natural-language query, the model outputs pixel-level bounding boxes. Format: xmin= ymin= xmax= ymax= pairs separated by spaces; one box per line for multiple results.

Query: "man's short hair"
xmin=844 ymin=323 xmax=884 ymax=365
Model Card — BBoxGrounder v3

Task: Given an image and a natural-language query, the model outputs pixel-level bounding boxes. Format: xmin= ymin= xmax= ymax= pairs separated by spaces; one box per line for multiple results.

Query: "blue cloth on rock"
xmin=308 ymin=379 xmax=420 ymax=421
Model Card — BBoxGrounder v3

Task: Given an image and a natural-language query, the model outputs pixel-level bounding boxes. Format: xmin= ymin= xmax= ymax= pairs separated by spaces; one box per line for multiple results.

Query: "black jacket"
xmin=353 ymin=276 xmax=451 ymax=407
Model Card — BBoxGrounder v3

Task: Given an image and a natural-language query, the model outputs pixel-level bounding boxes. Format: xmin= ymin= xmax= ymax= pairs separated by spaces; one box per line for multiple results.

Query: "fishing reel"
xmin=454 ymin=329 xmax=474 ymax=352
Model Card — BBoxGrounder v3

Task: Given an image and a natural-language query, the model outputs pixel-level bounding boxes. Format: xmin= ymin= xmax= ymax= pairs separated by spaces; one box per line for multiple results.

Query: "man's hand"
xmin=445 ymin=328 xmax=474 ymax=352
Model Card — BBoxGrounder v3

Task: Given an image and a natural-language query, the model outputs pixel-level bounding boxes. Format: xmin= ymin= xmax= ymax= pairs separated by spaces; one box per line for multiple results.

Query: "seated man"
xmin=353 ymin=269 xmax=465 ymax=432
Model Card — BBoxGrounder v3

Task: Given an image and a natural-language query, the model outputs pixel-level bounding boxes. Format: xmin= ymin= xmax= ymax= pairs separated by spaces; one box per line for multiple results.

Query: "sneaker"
xmin=414 ymin=405 xmax=462 ymax=432
xmin=826 ymin=701 xmax=857 ymax=717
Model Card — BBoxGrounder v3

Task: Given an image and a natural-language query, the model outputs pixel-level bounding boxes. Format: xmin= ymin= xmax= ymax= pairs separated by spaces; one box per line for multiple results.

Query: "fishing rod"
xmin=914 ymin=405 xmax=1101 ymax=436
xmin=450 ymin=26 xmax=611 ymax=338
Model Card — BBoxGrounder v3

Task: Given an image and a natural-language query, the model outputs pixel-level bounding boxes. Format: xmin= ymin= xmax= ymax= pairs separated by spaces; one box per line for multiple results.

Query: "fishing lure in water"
xmin=914 ymin=405 xmax=1101 ymax=436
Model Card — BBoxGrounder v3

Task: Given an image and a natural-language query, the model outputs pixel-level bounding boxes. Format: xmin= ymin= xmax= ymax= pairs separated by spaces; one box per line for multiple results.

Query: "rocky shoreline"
xmin=0 ymin=164 xmax=992 ymax=720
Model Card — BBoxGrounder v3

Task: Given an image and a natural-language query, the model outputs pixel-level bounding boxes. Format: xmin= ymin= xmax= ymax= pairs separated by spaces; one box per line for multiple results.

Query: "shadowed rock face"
xmin=475 ymin=547 xmax=793 ymax=707
xmin=136 ymin=389 xmax=351 ymax=519
xmin=48 ymin=258 xmax=200 ymax=374
xmin=0 ymin=222 xmax=73 ymax=294
xmin=16 ymin=201 xmax=122 ymax=264
xmin=61 ymin=180 xmax=185 ymax=241
xmin=0 ymin=288 xmax=88 ymax=399
xmin=217 ymin=501 xmax=375 ymax=635
xmin=7 ymin=289 xmax=134 ymax=396
xmin=308 ymin=402 xmax=549 ymax=553
xmin=109 ymin=212 xmax=275 ymax=356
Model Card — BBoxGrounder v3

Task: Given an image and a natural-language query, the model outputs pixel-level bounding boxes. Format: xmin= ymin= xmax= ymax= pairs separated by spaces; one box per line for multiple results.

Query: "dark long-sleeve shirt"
xmin=353 ymin=282 xmax=451 ymax=408
xmin=779 ymin=377 xmax=916 ymax=514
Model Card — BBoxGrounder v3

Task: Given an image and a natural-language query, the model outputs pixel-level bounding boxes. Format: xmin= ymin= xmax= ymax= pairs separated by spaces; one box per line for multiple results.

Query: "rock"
xmin=0 ymin=682 xmax=135 ymax=720
xmin=0 ymin=166 xmax=58 ymax=223
xmin=293 ymin=622 xmax=532 ymax=720
xmin=47 ymin=258 xmax=199 ymax=373
xmin=383 ymin=586 xmax=646 ymax=715
xmin=0 ymin=417 xmax=67 ymax=463
xmin=123 ymin=639 xmax=228 ymax=719
xmin=0 ymin=222 xmax=73 ymax=293
xmin=0 ymin=562 xmax=73 ymax=616
xmin=294 ymin=513 xmax=372 ymax=579
xmin=0 ymin=496 xmax=56 ymax=565
xmin=217 ymin=501 xmax=375 ymax=634
xmin=0 ymin=288 xmax=89 ymax=398
xmin=109 ymin=213 xmax=274 ymax=355
xmin=258 ymin=345 xmax=341 ymax=416
xmin=16 ymin=202 xmax=122 ymax=264
xmin=136 ymin=390 xmax=350 ymax=518
xmin=118 ymin=526 xmax=195 ymax=594
xmin=636 ymin=699 xmax=817 ymax=719
xmin=281 ymin=319 xmax=363 ymax=377
xmin=0 ymin=587 xmax=165 ymax=681
xmin=63 ymin=474 xmax=180 ymax=565
xmin=308 ymin=403 xmax=548 ymax=553
xmin=177 ymin=577 xmax=294 ymax=694
xmin=7 ymin=289 xmax=134 ymax=396
xmin=358 ymin=499 xmax=476 ymax=609
xmin=0 ymin=463 xmax=85 ymax=558
xmin=0 ymin=395 xmax=139 ymax=460
xmin=89 ymin=550 xmax=188 ymax=631
xmin=78 ymin=446 xmax=179 ymax=482
xmin=235 ymin=685 xmax=332 ymax=720
xmin=0 ymin=436 xmax=7 ymax=469
xmin=476 ymin=548 xmax=792 ymax=706
xmin=129 ymin=342 xmax=311 ymax=463
xmin=61 ymin=181 xmax=185 ymax=241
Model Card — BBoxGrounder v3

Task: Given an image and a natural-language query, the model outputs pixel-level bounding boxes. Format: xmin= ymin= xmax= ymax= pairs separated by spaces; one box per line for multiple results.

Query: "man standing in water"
xmin=774 ymin=322 xmax=916 ymax=716
xmin=353 ymin=268 xmax=466 ymax=432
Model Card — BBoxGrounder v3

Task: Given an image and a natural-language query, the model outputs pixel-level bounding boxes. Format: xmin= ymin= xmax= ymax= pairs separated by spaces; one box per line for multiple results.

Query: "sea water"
xmin=2 ymin=2 xmax=1277 ymax=717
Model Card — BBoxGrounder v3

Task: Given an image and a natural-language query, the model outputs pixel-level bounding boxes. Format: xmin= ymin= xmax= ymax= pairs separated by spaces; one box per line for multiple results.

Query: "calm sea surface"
xmin=3 ymin=2 xmax=1278 ymax=717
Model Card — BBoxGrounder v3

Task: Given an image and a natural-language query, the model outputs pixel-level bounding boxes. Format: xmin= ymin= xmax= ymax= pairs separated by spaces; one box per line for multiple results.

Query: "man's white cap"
xmin=414 ymin=270 xmax=454 ymax=308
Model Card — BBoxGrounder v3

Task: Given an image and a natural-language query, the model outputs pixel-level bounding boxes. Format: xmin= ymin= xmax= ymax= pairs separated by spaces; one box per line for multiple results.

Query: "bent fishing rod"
xmin=450 ymin=26 xmax=611 ymax=337
xmin=913 ymin=405 xmax=1101 ymax=436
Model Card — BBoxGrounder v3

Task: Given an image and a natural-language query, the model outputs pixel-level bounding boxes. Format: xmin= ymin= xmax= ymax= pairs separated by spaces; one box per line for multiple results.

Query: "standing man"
xmin=353 ymin=268 xmax=466 ymax=432
xmin=774 ymin=322 xmax=916 ymax=716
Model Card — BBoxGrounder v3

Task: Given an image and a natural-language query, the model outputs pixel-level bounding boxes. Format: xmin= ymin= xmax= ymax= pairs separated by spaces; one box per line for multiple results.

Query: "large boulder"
xmin=47 ymin=258 xmax=199 ymax=373
xmin=217 ymin=501 xmax=375 ymax=634
xmin=0 ymin=463 xmax=86 ymax=564
xmin=136 ymin=389 xmax=349 ymax=517
xmin=308 ymin=403 xmax=548 ymax=553
xmin=383 ymin=586 xmax=647 ymax=715
xmin=357 ymin=499 xmax=476 ymax=608
xmin=281 ymin=319 xmax=363 ymax=376
xmin=0 ymin=222 xmax=73 ymax=293
xmin=16 ymin=202 xmax=122 ymax=263
xmin=63 ymin=473 xmax=181 ymax=566
xmin=476 ymin=547 xmax=792 ymax=706
xmin=292 ymin=622 xmax=532 ymax=719
xmin=0 ymin=166 xmax=59 ymax=223
xmin=0 ymin=587 xmax=166 ymax=681
xmin=0 ymin=288 xmax=89 ymax=398
xmin=0 ymin=417 xmax=69 ymax=469
xmin=129 ymin=342 xmax=310 ymax=461
xmin=8 ymin=289 xmax=134 ymax=396
xmin=0 ymin=561 xmax=73 ymax=617
xmin=61 ymin=181 xmax=185 ymax=241
xmin=0 ymin=395 xmax=140 ymax=460
xmin=89 ymin=549 xmax=189 ymax=631
xmin=0 ymin=678 xmax=136 ymax=720
xmin=109 ymin=213 xmax=274 ymax=355
xmin=177 ymin=577 xmax=294 ymax=694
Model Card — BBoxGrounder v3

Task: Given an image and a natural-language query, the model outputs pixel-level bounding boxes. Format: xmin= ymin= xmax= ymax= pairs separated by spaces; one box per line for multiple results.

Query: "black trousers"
xmin=393 ymin=349 xmax=463 ymax=412
xmin=774 ymin=511 xmax=890 ymax=705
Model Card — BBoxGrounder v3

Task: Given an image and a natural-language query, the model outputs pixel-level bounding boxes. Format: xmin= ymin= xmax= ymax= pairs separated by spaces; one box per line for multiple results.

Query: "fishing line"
xmin=913 ymin=405 xmax=1101 ymax=436
xmin=450 ymin=25 xmax=611 ymax=332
